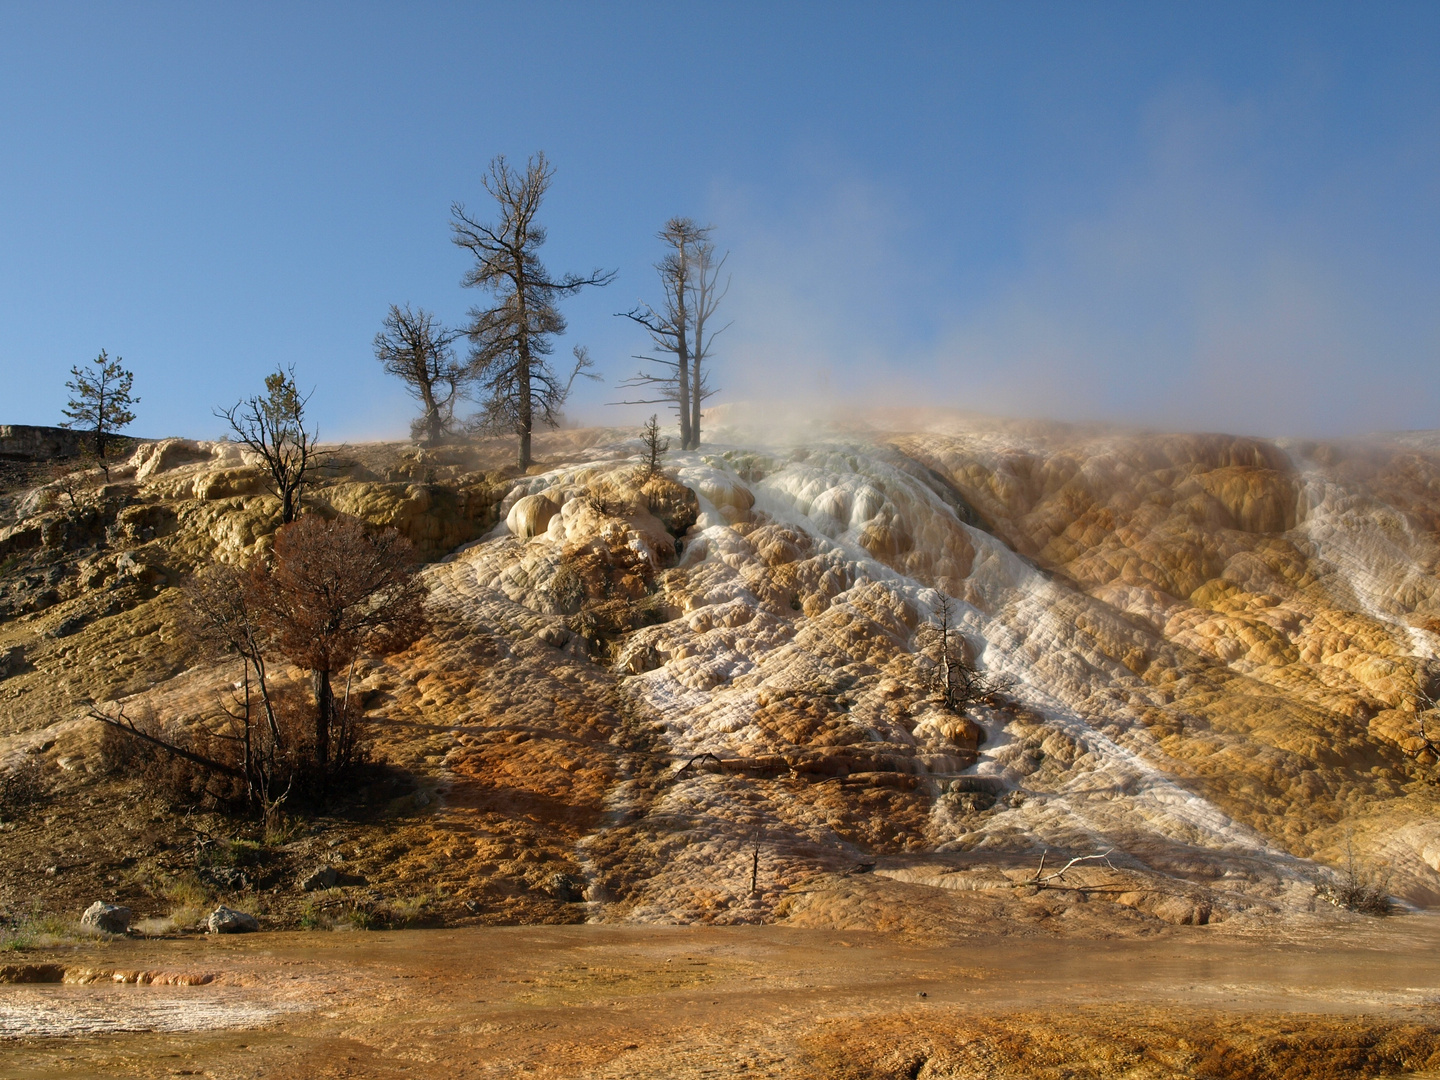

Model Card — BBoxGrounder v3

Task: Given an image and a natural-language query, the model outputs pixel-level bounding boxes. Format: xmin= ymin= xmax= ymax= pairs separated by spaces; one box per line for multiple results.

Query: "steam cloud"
xmin=706 ymin=85 xmax=1440 ymax=439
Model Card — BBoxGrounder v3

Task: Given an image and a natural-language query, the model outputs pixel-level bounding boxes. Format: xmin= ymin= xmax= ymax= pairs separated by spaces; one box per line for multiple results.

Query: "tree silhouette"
xmin=451 ymin=152 xmax=614 ymax=468
xmin=61 ymin=350 xmax=138 ymax=472
xmin=373 ymin=304 xmax=466 ymax=445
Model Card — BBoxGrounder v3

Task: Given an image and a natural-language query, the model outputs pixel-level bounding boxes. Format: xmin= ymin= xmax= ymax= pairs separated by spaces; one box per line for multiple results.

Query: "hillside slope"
xmin=2 ymin=414 xmax=1438 ymax=934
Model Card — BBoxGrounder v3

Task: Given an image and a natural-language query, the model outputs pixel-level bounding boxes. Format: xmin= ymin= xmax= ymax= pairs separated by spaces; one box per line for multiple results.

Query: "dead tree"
xmin=616 ymin=219 xmax=727 ymax=451
xmin=451 ymin=152 xmax=614 ymax=469
xmin=1027 ymin=848 xmax=1116 ymax=888
xmin=183 ymin=563 xmax=286 ymax=804
xmin=915 ymin=596 xmax=1010 ymax=713
xmin=688 ymin=236 xmax=729 ymax=448
xmin=217 ymin=367 xmax=322 ymax=524
xmin=94 ymin=564 xmax=290 ymax=811
xmin=373 ymin=304 xmax=466 ymax=445
xmin=1403 ymin=679 xmax=1440 ymax=783
xmin=89 ymin=703 xmax=246 ymax=782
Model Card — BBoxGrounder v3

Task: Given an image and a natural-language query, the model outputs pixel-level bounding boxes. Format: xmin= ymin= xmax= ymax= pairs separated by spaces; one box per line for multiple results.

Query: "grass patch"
xmin=155 ymin=872 xmax=213 ymax=928
xmin=1 ymin=910 xmax=78 ymax=951
xmin=298 ymin=900 xmax=331 ymax=930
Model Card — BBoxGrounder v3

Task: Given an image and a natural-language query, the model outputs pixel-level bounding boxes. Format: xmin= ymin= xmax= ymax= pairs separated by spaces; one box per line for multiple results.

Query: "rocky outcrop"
xmin=207 ymin=906 xmax=259 ymax=934
xmin=80 ymin=901 xmax=131 ymax=934
xmin=0 ymin=425 xmax=93 ymax=460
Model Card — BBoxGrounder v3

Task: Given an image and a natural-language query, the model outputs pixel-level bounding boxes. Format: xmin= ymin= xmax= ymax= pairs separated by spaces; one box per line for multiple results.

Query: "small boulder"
xmin=298 ymin=865 xmax=338 ymax=892
xmin=507 ymin=493 xmax=560 ymax=539
xmin=546 ymin=873 xmax=585 ymax=903
xmin=0 ymin=645 xmax=27 ymax=680
xmin=207 ymin=906 xmax=259 ymax=934
xmin=199 ymin=866 xmax=249 ymax=891
xmin=49 ymin=613 xmax=88 ymax=639
xmin=80 ymin=902 xmax=132 ymax=935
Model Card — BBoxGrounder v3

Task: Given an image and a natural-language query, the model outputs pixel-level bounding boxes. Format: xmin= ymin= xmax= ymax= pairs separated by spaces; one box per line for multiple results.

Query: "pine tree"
xmin=61 ymin=350 xmax=138 ymax=471
xmin=638 ymin=414 xmax=670 ymax=480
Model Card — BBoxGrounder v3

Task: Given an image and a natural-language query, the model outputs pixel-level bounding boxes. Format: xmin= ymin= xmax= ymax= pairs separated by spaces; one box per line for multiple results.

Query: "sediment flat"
xmin=5 ymin=915 xmax=1440 ymax=1078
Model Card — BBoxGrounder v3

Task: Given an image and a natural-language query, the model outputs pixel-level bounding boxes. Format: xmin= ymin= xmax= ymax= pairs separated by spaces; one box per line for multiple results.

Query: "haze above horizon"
xmin=1 ymin=2 xmax=1436 ymax=442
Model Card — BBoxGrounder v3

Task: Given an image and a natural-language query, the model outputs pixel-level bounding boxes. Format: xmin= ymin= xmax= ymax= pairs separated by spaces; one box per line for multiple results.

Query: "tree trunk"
xmin=95 ymin=380 xmax=106 ymax=460
xmin=420 ymin=380 xmax=440 ymax=445
xmin=518 ymin=414 xmax=532 ymax=470
xmin=515 ymin=255 xmax=534 ymax=469
xmin=675 ymin=294 xmax=692 ymax=452
xmin=314 ymin=668 xmax=333 ymax=766
xmin=690 ymin=355 xmax=702 ymax=450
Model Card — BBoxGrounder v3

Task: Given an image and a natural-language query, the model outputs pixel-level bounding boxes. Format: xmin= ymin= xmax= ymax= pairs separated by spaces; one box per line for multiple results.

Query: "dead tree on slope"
xmin=915 ymin=596 xmax=1011 ymax=714
xmin=1403 ymin=677 xmax=1440 ymax=784
xmin=373 ymin=304 xmax=467 ymax=445
xmin=217 ymin=367 xmax=322 ymax=525
xmin=616 ymin=218 xmax=728 ymax=451
xmin=183 ymin=563 xmax=287 ymax=805
xmin=451 ymin=152 xmax=614 ymax=469
xmin=687 ymin=234 xmax=729 ymax=448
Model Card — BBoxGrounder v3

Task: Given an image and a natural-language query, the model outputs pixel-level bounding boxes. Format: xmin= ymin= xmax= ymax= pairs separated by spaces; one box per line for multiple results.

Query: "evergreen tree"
xmin=61 ymin=350 xmax=138 ymax=471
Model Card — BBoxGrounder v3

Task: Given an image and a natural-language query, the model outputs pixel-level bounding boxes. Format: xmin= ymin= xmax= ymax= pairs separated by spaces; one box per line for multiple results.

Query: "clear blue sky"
xmin=1 ymin=2 xmax=1436 ymax=440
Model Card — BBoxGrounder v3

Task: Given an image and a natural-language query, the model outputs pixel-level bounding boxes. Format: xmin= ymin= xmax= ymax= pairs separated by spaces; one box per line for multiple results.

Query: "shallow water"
xmin=4 ymin=917 xmax=1440 ymax=1078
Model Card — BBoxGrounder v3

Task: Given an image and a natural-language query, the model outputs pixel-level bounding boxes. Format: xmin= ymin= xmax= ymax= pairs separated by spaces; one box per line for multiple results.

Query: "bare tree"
xmin=217 ymin=367 xmax=321 ymax=525
xmin=688 ymin=236 xmax=729 ymax=448
xmin=61 ymin=349 xmax=138 ymax=475
xmin=451 ymin=152 xmax=614 ymax=469
xmin=252 ymin=514 xmax=428 ymax=768
xmin=373 ymin=304 xmax=467 ymax=446
xmin=616 ymin=219 xmax=728 ymax=451
xmin=184 ymin=563 xmax=286 ymax=802
xmin=916 ymin=596 xmax=1010 ymax=713
xmin=96 ymin=530 xmax=426 ymax=807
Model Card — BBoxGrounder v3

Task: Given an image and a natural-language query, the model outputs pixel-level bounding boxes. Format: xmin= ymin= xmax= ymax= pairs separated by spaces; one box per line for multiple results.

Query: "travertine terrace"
xmin=3 ymin=409 xmax=1440 ymax=934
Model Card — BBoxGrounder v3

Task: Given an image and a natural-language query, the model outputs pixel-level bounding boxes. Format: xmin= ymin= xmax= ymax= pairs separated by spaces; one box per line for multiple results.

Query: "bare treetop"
xmin=451 ymin=152 xmax=614 ymax=468
xmin=217 ymin=367 xmax=322 ymax=524
xmin=373 ymin=304 xmax=466 ymax=445
xmin=616 ymin=218 xmax=729 ymax=451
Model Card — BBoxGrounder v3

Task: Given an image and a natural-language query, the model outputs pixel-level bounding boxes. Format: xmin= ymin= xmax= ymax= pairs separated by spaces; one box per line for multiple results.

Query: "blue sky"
xmin=1 ymin=2 xmax=1437 ymax=440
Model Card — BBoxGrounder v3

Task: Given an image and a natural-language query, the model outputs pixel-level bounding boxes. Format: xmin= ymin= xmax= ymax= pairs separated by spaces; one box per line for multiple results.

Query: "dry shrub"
xmin=0 ymin=758 xmax=45 ymax=818
xmin=1314 ymin=835 xmax=1392 ymax=916
xmin=98 ymin=711 xmax=244 ymax=808
xmin=554 ymin=539 xmax=668 ymax=659
xmin=97 ymin=682 xmax=371 ymax=812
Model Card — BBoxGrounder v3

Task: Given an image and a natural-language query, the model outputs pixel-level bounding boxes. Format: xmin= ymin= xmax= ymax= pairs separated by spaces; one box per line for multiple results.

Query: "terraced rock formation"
xmin=2 ymin=413 xmax=1438 ymax=934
